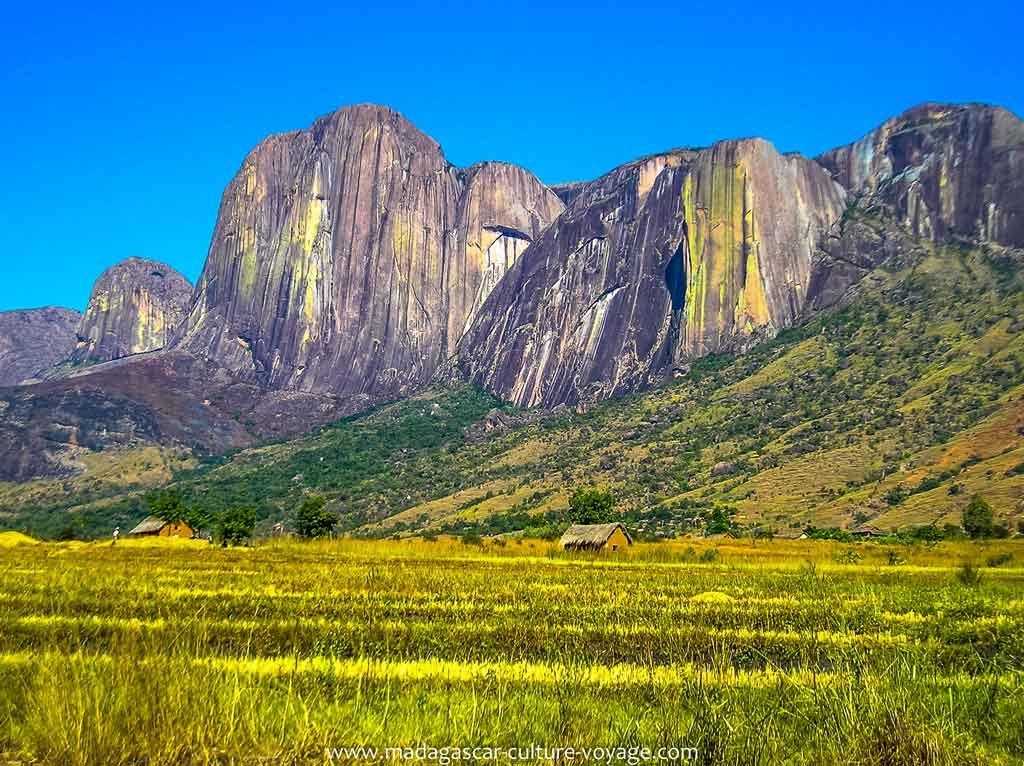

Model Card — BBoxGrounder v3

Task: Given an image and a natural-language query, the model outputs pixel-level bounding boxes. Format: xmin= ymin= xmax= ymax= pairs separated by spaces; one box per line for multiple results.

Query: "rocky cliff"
xmin=817 ymin=103 xmax=1024 ymax=247
xmin=0 ymin=307 xmax=81 ymax=386
xmin=173 ymin=104 xmax=563 ymax=400
xmin=451 ymin=162 xmax=565 ymax=341
xmin=72 ymin=258 xmax=193 ymax=363
xmin=456 ymin=139 xmax=846 ymax=407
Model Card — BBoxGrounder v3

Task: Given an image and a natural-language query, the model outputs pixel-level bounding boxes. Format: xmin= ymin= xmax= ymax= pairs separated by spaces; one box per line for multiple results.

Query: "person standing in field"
xmin=112 ymin=526 xmax=120 ymax=545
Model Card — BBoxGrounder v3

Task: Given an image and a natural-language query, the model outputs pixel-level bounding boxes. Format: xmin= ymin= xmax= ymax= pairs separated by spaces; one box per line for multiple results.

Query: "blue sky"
xmin=1 ymin=0 xmax=1020 ymax=312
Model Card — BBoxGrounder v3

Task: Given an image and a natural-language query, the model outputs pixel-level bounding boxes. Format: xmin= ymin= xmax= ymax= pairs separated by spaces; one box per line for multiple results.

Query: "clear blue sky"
xmin=1 ymin=0 xmax=1020 ymax=312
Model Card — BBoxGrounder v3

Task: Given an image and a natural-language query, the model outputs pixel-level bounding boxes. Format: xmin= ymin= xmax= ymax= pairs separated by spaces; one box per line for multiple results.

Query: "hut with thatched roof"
xmin=128 ymin=516 xmax=194 ymax=539
xmin=560 ymin=522 xmax=632 ymax=552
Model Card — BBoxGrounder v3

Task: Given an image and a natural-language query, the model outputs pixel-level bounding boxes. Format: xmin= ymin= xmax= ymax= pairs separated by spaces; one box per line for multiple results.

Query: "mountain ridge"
xmin=454 ymin=137 xmax=847 ymax=407
xmin=0 ymin=101 xmax=1021 ymax=535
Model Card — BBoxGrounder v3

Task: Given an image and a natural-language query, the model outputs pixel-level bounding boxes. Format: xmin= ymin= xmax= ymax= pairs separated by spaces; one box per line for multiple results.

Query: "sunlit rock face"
xmin=456 ymin=139 xmax=846 ymax=408
xmin=817 ymin=103 xmax=1024 ymax=247
xmin=72 ymin=258 xmax=193 ymax=363
xmin=0 ymin=308 xmax=81 ymax=386
xmin=174 ymin=104 xmax=562 ymax=400
xmin=452 ymin=162 xmax=566 ymax=342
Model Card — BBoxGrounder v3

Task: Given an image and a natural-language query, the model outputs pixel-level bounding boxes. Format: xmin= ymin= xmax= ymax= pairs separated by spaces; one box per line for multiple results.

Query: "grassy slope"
xmin=2 ymin=242 xmax=1023 ymax=539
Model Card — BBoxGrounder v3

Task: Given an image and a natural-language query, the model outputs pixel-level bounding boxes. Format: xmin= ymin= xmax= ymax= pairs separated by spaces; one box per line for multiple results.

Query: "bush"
xmin=985 ymin=551 xmax=1014 ymax=568
xmin=699 ymin=548 xmax=720 ymax=563
xmin=962 ymin=495 xmax=994 ymax=539
xmin=909 ymin=525 xmax=943 ymax=543
xmin=295 ymin=496 xmax=337 ymax=539
xmin=956 ymin=562 xmax=984 ymax=587
xmin=567 ymin=487 xmax=616 ymax=525
xmin=885 ymin=486 xmax=908 ymax=506
xmin=217 ymin=507 xmax=256 ymax=547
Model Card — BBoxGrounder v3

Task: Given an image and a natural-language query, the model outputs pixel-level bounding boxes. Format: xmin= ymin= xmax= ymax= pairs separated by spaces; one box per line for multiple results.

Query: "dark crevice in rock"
xmin=483 ymin=224 xmax=532 ymax=241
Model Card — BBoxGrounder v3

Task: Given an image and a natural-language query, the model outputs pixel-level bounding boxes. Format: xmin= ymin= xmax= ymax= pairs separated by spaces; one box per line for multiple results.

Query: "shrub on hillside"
xmin=962 ymin=495 xmax=995 ymax=539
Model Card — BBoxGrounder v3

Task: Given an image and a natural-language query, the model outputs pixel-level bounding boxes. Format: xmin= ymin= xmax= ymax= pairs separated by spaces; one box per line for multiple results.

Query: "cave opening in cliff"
xmin=664 ymin=237 xmax=687 ymax=314
xmin=659 ymin=234 xmax=688 ymax=369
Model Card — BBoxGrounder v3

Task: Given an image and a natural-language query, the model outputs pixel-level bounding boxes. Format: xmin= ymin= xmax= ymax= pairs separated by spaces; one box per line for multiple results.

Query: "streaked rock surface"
xmin=452 ymin=162 xmax=565 ymax=340
xmin=817 ymin=103 xmax=1024 ymax=247
xmin=456 ymin=140 xmax=846 ymax=407
xmin=174 ymin=104 xmax=563 ymax=400
xmin=72 ymin=257 xmax=193 ymax=363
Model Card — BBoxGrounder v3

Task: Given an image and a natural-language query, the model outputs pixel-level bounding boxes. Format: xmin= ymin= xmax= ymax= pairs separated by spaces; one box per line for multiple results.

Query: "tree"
xmin=962 ymin=495 xmax=994 ymax=539
xmin=567 ymin=487 xmax=616 ymax=524
xmin=910 ymin=524 xmax=943 ymax=543
xmin=144 ymin=489 xmax=214 ymax=535
xmin=296 ymin=495 xmax=337 ymax=539
xmin=146 ymin=489 xmax=188 ymax=522
xmin=704 ymin=507 xmax=733 ymax=536
xmin=218 ymin=506 xmax=256 ymax=546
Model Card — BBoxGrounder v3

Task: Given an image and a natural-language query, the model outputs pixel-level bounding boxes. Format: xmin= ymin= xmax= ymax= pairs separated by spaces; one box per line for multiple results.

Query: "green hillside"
xmin=3 ymin=237 xmax=1023 ymax=540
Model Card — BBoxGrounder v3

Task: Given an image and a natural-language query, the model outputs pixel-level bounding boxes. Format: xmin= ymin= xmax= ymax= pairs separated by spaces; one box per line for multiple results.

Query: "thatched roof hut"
xmin=560 ymin=522 xmax=632 ymax=552
xmin=128 ymin=516 xmax=194 ymax=538
xmin=774 ymin=529 xmax=809 ymax=540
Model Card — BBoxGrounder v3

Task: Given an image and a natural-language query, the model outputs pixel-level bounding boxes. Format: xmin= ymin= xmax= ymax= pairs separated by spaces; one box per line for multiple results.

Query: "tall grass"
xmin=1 ymin=538 xmax=1023 ymax=764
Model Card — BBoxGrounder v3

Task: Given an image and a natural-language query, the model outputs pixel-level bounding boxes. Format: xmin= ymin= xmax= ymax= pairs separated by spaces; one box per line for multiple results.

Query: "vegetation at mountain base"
xmin=1 ymin=240 xmax=1022 ymax=541
xmin=2 ymin=537 xmax=1024 ymax=765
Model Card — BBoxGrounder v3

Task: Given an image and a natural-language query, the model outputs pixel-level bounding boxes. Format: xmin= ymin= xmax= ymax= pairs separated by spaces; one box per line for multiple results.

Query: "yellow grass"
xmin=0 ymin=530 xmax=39 ymax=547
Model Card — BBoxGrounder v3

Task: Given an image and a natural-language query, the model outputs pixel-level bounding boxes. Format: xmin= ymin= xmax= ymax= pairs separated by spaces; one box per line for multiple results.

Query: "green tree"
xmin=567 ymin=487 xmax=616 ymax=524
xmin=146 ymin=489 xmax=188 ymax=522
xmin=144 ymin=489 xmax=217 ymax=536
xmin=295 ymin=496 xmax=337 ymax=539
xmin=704 ymin=507 xmax=733 ymax=536
xmin=962 ymin=495 xmax=994 ymax=539
xmin=218 ymin=506 xmax=256 ymax=546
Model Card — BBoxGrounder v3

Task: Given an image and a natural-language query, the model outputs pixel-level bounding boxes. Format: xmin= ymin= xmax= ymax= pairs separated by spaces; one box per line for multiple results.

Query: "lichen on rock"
xmin=817 ymin=103 xmax=1024 ymax=247
xmin=455 ymin=139 xmax=846 ymax=408
xmin=173 ymin=104 xmax=563 ymax=400
xmin=72 ymin=258 xmax=192 ymax=363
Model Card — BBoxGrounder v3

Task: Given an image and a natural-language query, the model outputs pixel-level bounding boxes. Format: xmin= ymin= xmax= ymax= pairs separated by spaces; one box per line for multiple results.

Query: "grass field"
xmin=2 ymin=537 xmax=1023 ymax=765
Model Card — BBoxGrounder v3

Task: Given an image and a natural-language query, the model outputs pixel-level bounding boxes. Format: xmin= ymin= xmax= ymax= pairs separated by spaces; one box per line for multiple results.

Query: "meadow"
xmin=1 ymin=535 xmax=1023 ymax=765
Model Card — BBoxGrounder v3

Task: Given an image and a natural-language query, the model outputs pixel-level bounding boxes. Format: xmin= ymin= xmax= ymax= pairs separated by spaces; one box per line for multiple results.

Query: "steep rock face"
xmin=451 ymin=162 xmax=565 ymax=341
xmin=72 ymin=258 xmax=193 ymax=363
xmin=550 ymin=182 xmax=587 ymax=207
xmin=817 ymin=103 xmax=1024 ymax=247
xmin=0 ymin=307 xmax=81 ymax=386
xmin=456 ymin=139 xmax=846 ymax=407
xmin=174 ymin=105 xmax=562 ymax=400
